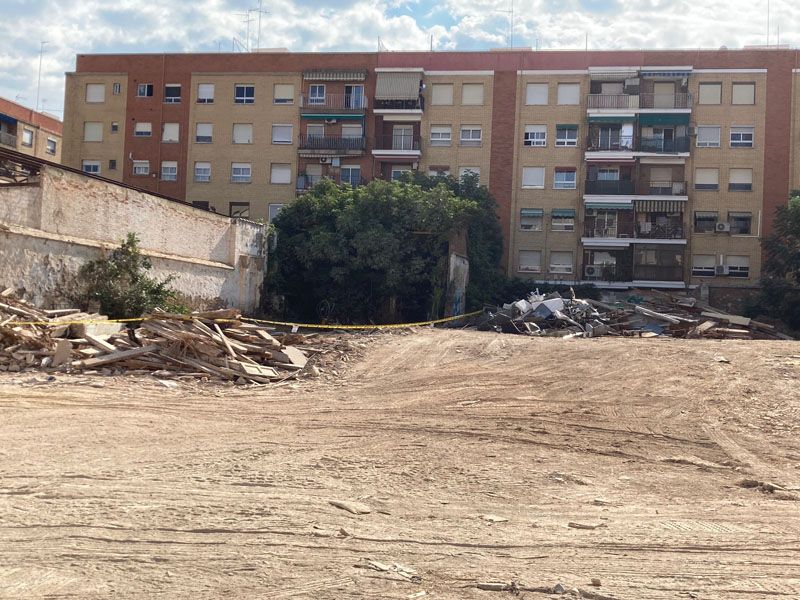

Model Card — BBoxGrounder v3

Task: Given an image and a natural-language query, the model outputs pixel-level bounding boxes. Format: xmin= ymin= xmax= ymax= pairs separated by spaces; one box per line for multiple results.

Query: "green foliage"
xmin=77 ymin=233 xmax=185 ymax=318
xmin=269 ymin=178 xmax=477 ymax=323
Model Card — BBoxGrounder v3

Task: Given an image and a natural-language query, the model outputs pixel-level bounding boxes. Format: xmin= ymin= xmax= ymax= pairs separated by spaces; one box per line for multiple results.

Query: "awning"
xmin=552 ymin=209 xmax=576 ymax=217
xmin=375 ymin=72 xmax=420 ymax=101
xmin=639 ymin=69 xmax=692 ymax=78
xmin=635 ymin=199 xmax=685 ymax=213
xmin=520 ymin=208 xmax=543 ymax=217
xmin=556 ymin=124 xmax=578 ymax=129
xmin=587 ymin=115 xmax=635 ymax=123
xmin=585 ymin=157 xmax=637 ymax=164
xmin=303 ymin=69 xmax=367 ymax=81
xmin=639 ymin=113 xmax=690 ymax=126
xmin=586 ymin=202 xmax=633 ymax=210
xmin=588 ymin=69 xmax=639 ymax=81
xmin=0 ymin=113 xmax=17 ymax=125
xmin=300 ymin=113 xmax=365 ymax=120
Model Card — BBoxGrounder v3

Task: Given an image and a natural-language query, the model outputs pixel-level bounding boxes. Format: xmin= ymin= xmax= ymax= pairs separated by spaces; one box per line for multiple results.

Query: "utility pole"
xmin=35 ymin=41 xmax=48 ymax=112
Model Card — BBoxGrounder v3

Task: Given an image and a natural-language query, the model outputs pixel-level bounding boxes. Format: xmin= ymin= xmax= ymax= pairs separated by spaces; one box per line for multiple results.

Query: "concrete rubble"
xmin=478 ymin=288 xmax=792 ymax=340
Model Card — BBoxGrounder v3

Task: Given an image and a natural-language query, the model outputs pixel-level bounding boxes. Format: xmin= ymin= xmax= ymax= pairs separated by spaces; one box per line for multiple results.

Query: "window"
xmin=458 ymin=167 xmax=480 ymax=181
xmin=555 ymin=125 xmax=578 ymax=147
xmin=342 ymin=124 xmax=363 ymax=139
xmin=557 ymin=83 xmax=580 ymax=105
xmin=231 ymin=162 xmax=252 ymax=183
xmin=197 ymin=83 xmax=214 ymax=104
xmin=308 ymin=84 xmax=325 ymax=105
xmin=274 ymin=83 xmax=295 ymax=104
xmin=524 ymin=125 xmax=546 ymax=147
xmin=729 ymin=168 xmax=753 ymax=191
xmin=271 ymin=124 xmax=293 ymax=144
xmin=553 ymin=169 xmax=577 ymax=190
xmin=692 ymin=255 xmax=716 ymax=277
xmin=268 ymin=203 xmax=285 ymax=221
xmin=132 ymin=160 xmax=149 ymax=176
xmin=195 ymin=123 xmax=213 ymax=143
xmin=698 ymin=82 xmax=721 ymax=104
xmin=525 ymin=83 xmax=548 ymax=105
xmin=732 ymin=82 xmax=755 ymax=105
xmin=111 ymin=121 xmax=119 ymax=133
xmin=19 ymin=128 xmax=32 ymax=146
xmin=232 ymin=123 xmax=253 ymax=144
xmin=112 ymin=82 xmax=121 ymax=95
xmin=549 ymin=251 xmax=574 ymax=274
xmin=694 ymin=211 xmax=718 ymax=233
xmin=518 ymin=250 xmax=542 ymax=273
xmin=551 ymin=209 xmax=576 ymax=231
xmin=83 ymin=122 xmax=102 ymax=142
xmin=695 ymin=168 xmax=719 ymax=190
xmin=230 ymin=202 xmax=250 ymax=218
xmin=461 ymin=83 xmax=484 ymax=105
xmin=162 ymin=122 xmax=179 ymax=143
xmin=431 ymin=84 xmax=454 ymax=105
xmin=460 ymin=126 xmax=482 ymax=146
xmin=270 ymin=163 xmax=291 ymax=184
xmin=430 ymin=125 xmax=452 ymax=146
xmin=46 ymin=138 xmax=57 ymax=155
xmin=391 ymin=166 xmax=411 ymax=181
xmin=726 ymin=255 xmax=750 ymax=278
xmin=164 ymin=84 xmax=181 ymax=103
xmin=136 ymin=83 xmax=154 ymax=97
xmin=341 ymin=166 xmax=361 ymax=186
xmin=306 ymin=123 xmax=324 ymax=139
xmin=696 ymin=126 xmax=721 ymax=148
xmin=85 ymin=83 xmax=105 ymax=103
xmin=729 ymin=211 xmax=752 ymax=235
xmin=160 ymin=161 xmax=177 ymax=181
xmin=522 ymin=167 xmax=545 ymax=189
xmin=730 ymin=126 xmax=754 ymax=148
xmin=345 ymin=85 xmax=364 ymax=108
xmin=134 ymin=122 xmax=152 ymax=137
xmin=234 ymin=84 xmax=255 ymax=104
xmin=108 ymin=159 xmax=116 ymax=170
xmin=194 ymin=162 xmax=211 ymax=182
xmin=519 ymin=208 xmax=543 ymax=231
xmin=81 ymin=160 xmax=100 ymax=174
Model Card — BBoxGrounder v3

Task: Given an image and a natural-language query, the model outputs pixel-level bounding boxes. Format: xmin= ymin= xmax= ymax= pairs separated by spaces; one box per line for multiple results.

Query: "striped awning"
xmin=303 ymin=70 xmax=367 ymax=81
xmin=640 ymin=70 xmax=691 ymax=78
xmin=639 ymin=113 xmax=690 ymax=126
xmin=585 ymin=202 xmax=633 ymax=210
xmin=587 ymin=115 xmax=635 ymax=123
xmin=552 ymin=209 xmax=576 ymax=217
xmin=635 ymin=199 xmax=685 ymax=213
xmin=375 ymin=72 xmax=420 ymax=101
xmin=520 ymin=208 xmax=543 ymax=217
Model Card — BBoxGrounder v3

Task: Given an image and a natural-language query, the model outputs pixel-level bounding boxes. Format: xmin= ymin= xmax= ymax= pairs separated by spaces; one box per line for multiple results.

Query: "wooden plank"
xmin=0 ymin=301 xmax=43 ymax=320
xmin=0 ymin=288 xmax=15 ymax=298
xmin=52 ymin=340 xmax=72 ymax=367
xmin=84 ymin=333 xmax=117 ymax=354
xmin=701 ymin=311 xmax=751 ymax=327
xmin=238 ymin=362 xmax=279 ymax=378
xmin=213 ymin=323 xmax=237 ymax=359
xmin=270 ymin=346 xmax=308 ymax=368
xmin=44 ymin=308 xmax=81 ymax=317
xmin=72 ymin=345 xmax=160 ymax=368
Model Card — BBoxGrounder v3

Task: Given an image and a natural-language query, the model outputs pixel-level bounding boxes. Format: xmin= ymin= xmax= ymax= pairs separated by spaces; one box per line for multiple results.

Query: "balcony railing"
xmin=633 ymin=264 xmax=684 ymax=281
xmin=585 ymin=179 xmax=636 ymax=195
xmin=638 ymin=136 xmax=690 ymax=153
xmin=586 ymin=134 xmax=635 ymax=152
xmin=644 ymin=181 xmax=687 ymax=196
xmin=0 ymin=131 xmax=16 ymax=148
xmin=373 ymin=134 xmax=421 ymax=151
xmin=296 ymin=174 xmax=324 ymax=191
xmin=300 ymin=93 xmax=368 ymax=110
xmin=299 ymin=135 xmax=366 ymax=152
xmin=587 ymin=94 xmax=639 ymax=109
xmin=639 ymin=92 xmax=692 ymax=109
xmin=583 ymin=264 xmax=632 ymax=282
xmin=374 ymin=98 xmax=422 ymax=110
xmin=635 ymin=223 xmax=685 ymax=240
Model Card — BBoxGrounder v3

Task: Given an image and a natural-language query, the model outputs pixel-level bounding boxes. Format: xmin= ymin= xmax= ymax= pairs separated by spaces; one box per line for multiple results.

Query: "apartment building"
xmin=62 ymin=48 xmax=800 ymax=294
xmin=0 ymin=96 xmax=62 ymax=162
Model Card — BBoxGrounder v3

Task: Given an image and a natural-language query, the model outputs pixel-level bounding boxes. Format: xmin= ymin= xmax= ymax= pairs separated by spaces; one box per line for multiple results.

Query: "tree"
xmin=268 ymin=178 xmax=478 ymax=323
xmin=76 ymin=233 xmax=183 ymax=318
xmin=757 ymin=194 xmax=800 ymax=329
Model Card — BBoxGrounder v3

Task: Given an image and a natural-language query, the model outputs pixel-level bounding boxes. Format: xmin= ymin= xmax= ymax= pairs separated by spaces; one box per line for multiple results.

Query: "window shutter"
xmin=556 ymin=83 xmax=580 ymax=105
xmin=698 ymin=83 xmax=721 ymax=104
xmin=726 ymin=255 xmax=750 ymax=267
xmin=519 ymin=250 xmax=541 ymax=270
xmin=729 ymin=168 xmax=752 ymax=184
xmin=196 ymin=123 xmax=212 ymax=137
xmin=274 ymin=84 xmax=294 ymax=102
xmin=522 ymin=167 xmax=545 ymax=188
xmin=431 ymin=84 xmax=453 ymax=105
xmin=695 ymin=168 xmax=718 ymax=185
xmin=342 ymin=124 xmax=363 ymax=137
xmin=83 ymin=122 xmax=103 ymax=142
xmin=233 ymin=123 xmax=253 ymax=144
xmin=697 ymin=126 xmax=720 ymax=146
xmin=461 ymin=83 xmax=484 ymax=105
xmin=272 ymin=124 xmax=293 ymax=143
xmin=732 ymin=83 xmax=755 ymax=105
xmin=271 ymin=163 xmax=291 ymax=184
xmin=85 ymin=84 xmax=105 ymax=103
xmin=162 ymin=123 xmax=179 ymax=142
xmin=198 ymin=83 xmax=214 ymax=101
xmin=692 ymin=254 xmax=716 ymax=268
xmin=525 ymin=83 xmax=548 ymax=105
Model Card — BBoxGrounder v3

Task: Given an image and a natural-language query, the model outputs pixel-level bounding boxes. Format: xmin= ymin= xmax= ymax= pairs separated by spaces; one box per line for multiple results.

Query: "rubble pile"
xmin=0 ymin=290 xmax=309 ymax=382
xmin=479 ymin=289 xmax=792 ymax=340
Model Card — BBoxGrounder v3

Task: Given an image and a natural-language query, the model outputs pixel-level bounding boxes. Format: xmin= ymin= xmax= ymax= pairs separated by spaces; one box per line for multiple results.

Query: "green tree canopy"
xmin=757 ymin=195 xmax=800 ymax=329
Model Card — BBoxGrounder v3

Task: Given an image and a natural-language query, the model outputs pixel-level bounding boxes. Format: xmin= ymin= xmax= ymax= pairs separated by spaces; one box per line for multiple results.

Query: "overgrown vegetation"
xmin=76 ymin=233 xmax=185 ymax=318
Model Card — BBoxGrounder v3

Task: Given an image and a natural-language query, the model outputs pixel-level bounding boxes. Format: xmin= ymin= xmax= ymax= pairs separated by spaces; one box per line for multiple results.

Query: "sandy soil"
xmin=1 ymin=328 xmax=799 ymax=599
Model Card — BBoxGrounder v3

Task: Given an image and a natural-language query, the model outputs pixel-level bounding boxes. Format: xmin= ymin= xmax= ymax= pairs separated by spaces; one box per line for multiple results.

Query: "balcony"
xmin=585 ymin=179 xmax=636 ymax=195
xmin=639 ymin=93 xmax=692 ymax=109
xmin=0 ymin=131 xmax=16 ymax=148
xmin=587 ymin=94 xmax=639 ymax=110
xmin=298 ymin=134 xmax=366 ymax=154
xmin=300 ymin=93 xmax=368 ymax=111
xmin=583 ymin=264 xmax=632 ymax=282
xmin=642 ymin=180 xmax=687 ymax=196
xmin=635 ymin=222 xmax=685 ymax=239
xmin=638 ymin=136 xmax=690 ymax=153
xmin=586 ymin=133 xmax=634 ymax=152
xmin=633 ymin=264 xmax=684 ymax=281
xmin=374 ymin=98 xmax=422 ymax=111
xmin=371 ymin=134 xmax=421 ymax=158
xmin=295 ymin=174 xmax=324 ymax=192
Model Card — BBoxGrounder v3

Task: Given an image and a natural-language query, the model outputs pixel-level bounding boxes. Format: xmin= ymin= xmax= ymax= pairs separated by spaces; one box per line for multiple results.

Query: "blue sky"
xmin=0 ymin=0 xmax=794 ymax=119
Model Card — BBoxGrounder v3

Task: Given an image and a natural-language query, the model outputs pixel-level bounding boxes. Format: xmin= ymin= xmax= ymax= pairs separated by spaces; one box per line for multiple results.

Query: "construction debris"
xmin=479 ymin=288 xmax=792 ymax=340
xmin=0 ymin=290 xmax=312 ymax=383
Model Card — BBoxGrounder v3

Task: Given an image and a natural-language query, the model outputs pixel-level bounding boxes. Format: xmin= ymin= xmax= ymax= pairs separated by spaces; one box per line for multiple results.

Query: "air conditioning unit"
xmin=715 ymin=265 xmax=730 ymax=276
xmin=584 ymin=265 xmax=602 ymax=278
xmin=715 ymin=222 xmax=731 ymax=233
xmin=319 ymin=157 xmax=331 ymax=164
xmin=324 ymin=118 xmax=337 ymax=124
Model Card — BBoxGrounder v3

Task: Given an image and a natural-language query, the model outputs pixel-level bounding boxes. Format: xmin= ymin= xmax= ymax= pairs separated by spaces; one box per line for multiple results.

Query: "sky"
xmin=1 ymin=0 xmax=795 ymax=120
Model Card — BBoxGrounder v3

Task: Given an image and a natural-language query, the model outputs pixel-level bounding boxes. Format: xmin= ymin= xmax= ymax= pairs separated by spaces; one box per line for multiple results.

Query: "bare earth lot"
xmin=1 ymin=329 xmax=799 ymax=599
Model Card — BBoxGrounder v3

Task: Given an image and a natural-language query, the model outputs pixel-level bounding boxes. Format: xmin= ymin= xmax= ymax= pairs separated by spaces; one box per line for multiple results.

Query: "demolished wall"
xmin=0 ymin=165 xmax=266 ymax=312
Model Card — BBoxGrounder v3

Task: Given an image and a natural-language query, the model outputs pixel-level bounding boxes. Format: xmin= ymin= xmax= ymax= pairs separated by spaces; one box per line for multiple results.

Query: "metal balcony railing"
xmin=583 ymin=264 xmax=632 ymax=282
xmin=295 ymin=174 xmax=325 ymax=191
xmin=644 ymin=181 xmax=687 ymax=196
xmin=374 ymin=98 xmax=422 ymax=110
xmin=633 ymin=264 xmax=684 ymax=281
xmin=587 ymin=94 xmax=639 ymax=109
xmin=0 ymin=131 xmax=16 ymax=148
xmin=585 ymin=134 xmax=635 ymax=151
xmin=373 ymin=134 xmax=421 ymax=151
xmin=585 ymin=179 xmax=636 ymax=195
xmin=635 ymin=223 xmax=685 ymax=240
xmin=299 ymin=135 xmax=366 ymax=152
xmin=300 ymin=93 xmax=368 ymax=110
xmin=638 ymin=136 xmax=690 ymax=153
xmin=639 ymin=92 xmax=692 ymax=109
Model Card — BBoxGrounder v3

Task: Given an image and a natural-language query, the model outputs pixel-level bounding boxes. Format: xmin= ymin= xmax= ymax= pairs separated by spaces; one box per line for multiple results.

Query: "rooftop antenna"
xmin=35 ymin=41 xmax=48 ymax=112
xmin=766 ymin=0 xmax=770 ymax=46
xmin=252 ymin=0 xmax=270 ymax=51
xmin=234 ymin=11 xmax=254 ymax=51
xmin=585 ymin=32 xmax=588 ymax=51
xmin=494 ymin=0 xmax=514 ymax=48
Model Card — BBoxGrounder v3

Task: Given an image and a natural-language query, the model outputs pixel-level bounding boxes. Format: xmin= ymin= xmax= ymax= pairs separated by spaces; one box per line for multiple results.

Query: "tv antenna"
xmin=494 ymin=0 xmax=515 ymax=48
xmin=251 ymin=1 xmax=270 ymax=51
xmin=35 ymin=41 xmax=48 ymax=112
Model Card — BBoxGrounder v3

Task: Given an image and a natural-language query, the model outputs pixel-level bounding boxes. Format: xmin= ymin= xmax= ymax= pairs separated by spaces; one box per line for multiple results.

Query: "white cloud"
xmin=0 ymin=0 xmax=797 ymax=118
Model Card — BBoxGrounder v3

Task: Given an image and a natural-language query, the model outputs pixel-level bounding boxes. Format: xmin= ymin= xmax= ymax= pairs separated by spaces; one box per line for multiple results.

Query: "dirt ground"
xmin=1 ymin=328 xmax=799 ymax=599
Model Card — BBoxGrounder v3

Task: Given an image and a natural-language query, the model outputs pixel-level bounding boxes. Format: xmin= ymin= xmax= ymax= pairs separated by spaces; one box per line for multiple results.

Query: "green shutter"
xmin=638 ymin=113 xmax=690 ymax=126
